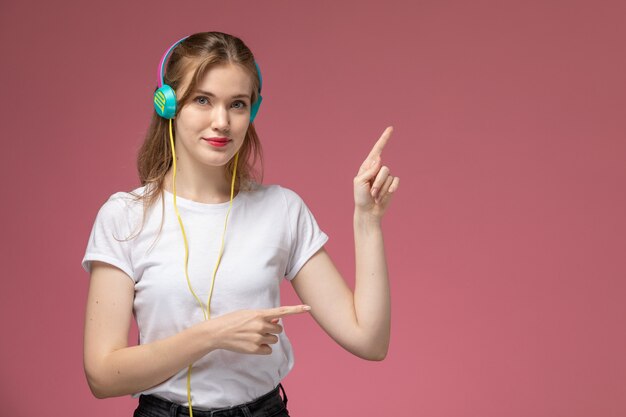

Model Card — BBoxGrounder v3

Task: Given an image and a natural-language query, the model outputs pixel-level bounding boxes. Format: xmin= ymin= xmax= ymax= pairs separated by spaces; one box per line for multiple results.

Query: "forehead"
xmin=182 ymin=63 xmax=253 ymax=98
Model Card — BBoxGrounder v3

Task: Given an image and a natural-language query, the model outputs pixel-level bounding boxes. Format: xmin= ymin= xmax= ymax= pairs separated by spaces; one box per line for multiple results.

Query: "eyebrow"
xmin=194 ymin=90 xmax=251 ymax=100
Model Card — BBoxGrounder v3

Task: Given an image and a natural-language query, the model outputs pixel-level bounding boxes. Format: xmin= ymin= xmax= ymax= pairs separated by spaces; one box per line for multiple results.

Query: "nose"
xmin=211 ymin=105 xmax=230 ymax=132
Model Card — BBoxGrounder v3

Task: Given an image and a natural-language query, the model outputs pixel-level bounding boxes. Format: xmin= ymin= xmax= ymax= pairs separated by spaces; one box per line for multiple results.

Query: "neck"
xmin=164 ymin=163 xmax=235 ymax=204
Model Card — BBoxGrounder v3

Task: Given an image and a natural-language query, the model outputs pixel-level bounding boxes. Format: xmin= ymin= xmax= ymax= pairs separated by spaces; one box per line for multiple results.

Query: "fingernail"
xmin=302 ymin=305 xmax=311 ymax=311
xmin=371 ymin=188 xmax=378 ymax=197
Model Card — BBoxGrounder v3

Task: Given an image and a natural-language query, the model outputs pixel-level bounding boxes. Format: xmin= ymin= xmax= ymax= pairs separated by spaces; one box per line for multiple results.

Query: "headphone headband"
xmin=157 ymin=36 xmax=189 ymax=88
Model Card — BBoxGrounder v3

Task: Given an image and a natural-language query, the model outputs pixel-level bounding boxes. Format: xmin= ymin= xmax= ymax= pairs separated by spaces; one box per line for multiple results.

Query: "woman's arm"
xmin=84 ymin=261 xmax=309 ymax=398
xmin=291 ymin=127 xmax=399 ymax=361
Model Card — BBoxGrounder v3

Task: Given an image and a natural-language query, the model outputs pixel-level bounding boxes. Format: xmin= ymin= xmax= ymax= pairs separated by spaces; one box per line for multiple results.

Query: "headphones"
xmin=153 ymin=35 xmax=263 ymax=122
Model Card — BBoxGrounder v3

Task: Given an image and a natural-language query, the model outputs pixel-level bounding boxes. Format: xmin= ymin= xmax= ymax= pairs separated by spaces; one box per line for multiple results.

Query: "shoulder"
xmin=244 ymin=183 xmax=305 ymax=207
xmin=95 ymin=185 xmax=147 ymax=224
xmin=102 ymin=185 xmax=145 ymax=209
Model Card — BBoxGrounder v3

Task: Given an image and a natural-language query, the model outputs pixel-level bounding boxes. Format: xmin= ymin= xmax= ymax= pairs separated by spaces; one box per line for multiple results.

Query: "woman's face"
xmin=174 ymin=63 xmax=253 ymax=171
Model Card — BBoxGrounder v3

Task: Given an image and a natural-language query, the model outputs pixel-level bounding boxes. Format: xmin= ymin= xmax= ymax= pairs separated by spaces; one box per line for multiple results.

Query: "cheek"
xmin=226 ymin=117 xmax=246 ymax=139
xmin=176 ymin=112 xmax=204 ymax=135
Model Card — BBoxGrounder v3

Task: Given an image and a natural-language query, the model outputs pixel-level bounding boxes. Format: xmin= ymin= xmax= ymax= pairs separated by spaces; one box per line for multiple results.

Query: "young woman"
xmin=82 ymin=31 xmax=399 ymax=417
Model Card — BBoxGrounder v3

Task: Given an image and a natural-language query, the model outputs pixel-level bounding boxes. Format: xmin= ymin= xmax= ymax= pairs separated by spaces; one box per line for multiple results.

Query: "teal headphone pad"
xmin=154 ymin=84 xmax=177 ymax=119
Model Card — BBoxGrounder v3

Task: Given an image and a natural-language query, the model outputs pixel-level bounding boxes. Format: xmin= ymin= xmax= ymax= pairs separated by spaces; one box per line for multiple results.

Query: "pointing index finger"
xmin=263 ymin=305 xmax=311 ymax=320
xmin=366 ymin=126 xmax=393 ymax=160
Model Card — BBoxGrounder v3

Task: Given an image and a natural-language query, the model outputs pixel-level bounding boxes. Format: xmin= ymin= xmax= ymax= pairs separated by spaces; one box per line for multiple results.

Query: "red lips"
xmin=203 ymin=137 xmax=230 ymax=143
xmin=203 ymin=137 xmax=231 ymax=147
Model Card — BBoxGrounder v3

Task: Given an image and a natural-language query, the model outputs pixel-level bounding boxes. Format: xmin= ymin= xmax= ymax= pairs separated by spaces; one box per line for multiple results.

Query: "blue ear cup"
xmin=154 ymin=84 xmax=177 ymax=119
xmin=249 ymin=61 xmax=263 ymax=123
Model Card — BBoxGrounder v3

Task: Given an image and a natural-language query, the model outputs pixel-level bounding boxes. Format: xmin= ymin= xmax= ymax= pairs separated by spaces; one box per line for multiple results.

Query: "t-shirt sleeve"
xmin=81 ymin=195 xmax=135 ymax=281
xmin=281 ymin=187 xmax=329 ymax=280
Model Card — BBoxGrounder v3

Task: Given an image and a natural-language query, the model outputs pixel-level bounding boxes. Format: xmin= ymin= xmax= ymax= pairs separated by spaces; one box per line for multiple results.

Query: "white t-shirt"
xmin=81 ymin=183 xmax=328 ymax=408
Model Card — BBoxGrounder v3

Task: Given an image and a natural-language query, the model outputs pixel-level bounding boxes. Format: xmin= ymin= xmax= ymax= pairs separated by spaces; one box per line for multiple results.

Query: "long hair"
xmin=129 ymin=32 xmax=264 ymax=241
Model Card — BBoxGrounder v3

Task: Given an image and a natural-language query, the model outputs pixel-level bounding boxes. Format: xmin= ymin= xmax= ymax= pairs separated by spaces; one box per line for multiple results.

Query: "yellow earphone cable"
xmin=167 ymin=119 xmax=238 ymax=415
xmin=206 ymin=151 xmax=238 ymax=316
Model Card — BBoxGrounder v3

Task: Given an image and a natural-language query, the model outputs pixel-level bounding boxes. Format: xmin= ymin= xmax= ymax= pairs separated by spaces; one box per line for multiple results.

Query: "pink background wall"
xmin=1 ymin=0 xmax=625 ymax=415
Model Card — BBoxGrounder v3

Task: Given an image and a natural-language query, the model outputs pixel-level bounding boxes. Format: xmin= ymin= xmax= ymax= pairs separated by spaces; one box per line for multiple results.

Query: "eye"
xmin=232 ymin=100 xmax=247 ymax=110
xmin=194 ymin=96 xmax=209 ymax=105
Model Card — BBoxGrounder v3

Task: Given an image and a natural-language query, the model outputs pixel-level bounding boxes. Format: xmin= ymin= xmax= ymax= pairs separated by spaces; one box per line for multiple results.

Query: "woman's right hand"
xmin=209 ymin=305 xmax=311 ymax=355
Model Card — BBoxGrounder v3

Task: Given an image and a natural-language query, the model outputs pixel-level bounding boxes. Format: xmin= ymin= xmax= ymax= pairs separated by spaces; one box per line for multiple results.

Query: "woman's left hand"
xmin=354 ymin=126 xmax=400 ymax=219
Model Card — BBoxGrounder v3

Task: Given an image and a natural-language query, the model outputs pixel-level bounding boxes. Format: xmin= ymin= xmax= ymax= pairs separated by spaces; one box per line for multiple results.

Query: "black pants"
xmin=133 ymin=384 xmax=289 ymax=417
